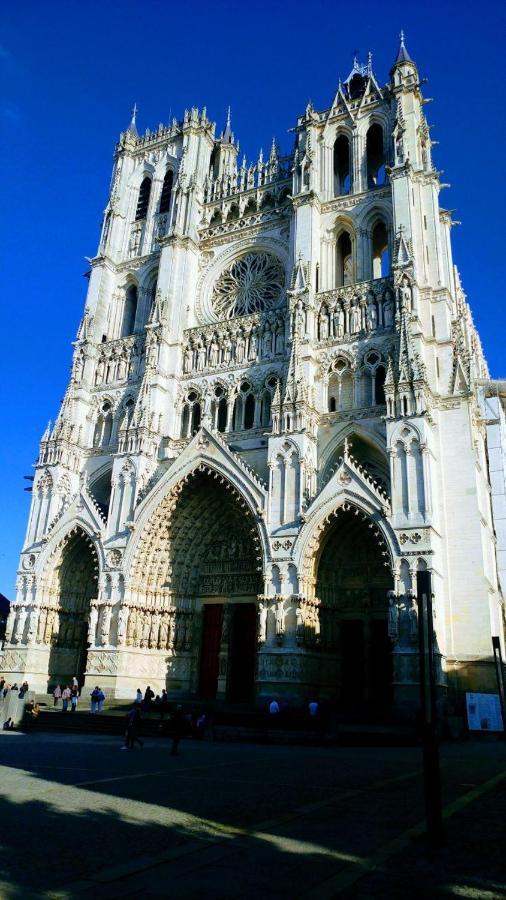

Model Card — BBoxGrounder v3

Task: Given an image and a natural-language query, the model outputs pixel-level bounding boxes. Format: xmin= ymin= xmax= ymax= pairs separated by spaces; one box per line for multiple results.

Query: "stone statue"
xmin=196 ymin=342 xmax=206 ymax=371
xmin=159 ymin=617 xmax=169 ymax=650
xmin=100 ymin=604 xmax=112 ymax=646
xmin=399 ymin=278 xmax=412 ymax=313
xmin=95 ymin=359 xmax=105 ymax=385
xmin=149 ymin=614 xmax=161 ymax=649
xmin=263 ymin=323 xmax=273 ymax=357
xmin=408 ymin=595 xmax=418 ymax=640
xmin=209 ymin=338 xmax=219 ymax=367
xmin=141 ymin=615 xmax=151 ymax=648
xmin=222 ymin=336 xmax=232 ymax=365
xmin=183 ymin=345 xmax=193 ymax=374
xmin=87 ymin=604 xmax=99 ymax=645
xmin=4 ymin=607 xmax=15 ymax=644
xmin=350 ymin=302 xmax=361 ymax=334
xmin=117 ymin=606 xmax=129 ymax=645
xmin=383 ymin=295 xmax=394 ymax=328
xmin=319 ymin=307 xmax=329 ymax=340
xmin=37 ymin=608 xmax=47 ymax=644
xmin=387 ymin=592 xmax=399 ymax=640
xmin=367 ymin=301 xmax=378 ymax=331
xmin=14 ymin=607 xmax=27 ymax=643
xmin=334 ymin=304 xmax=344 ymax=339
xmin=248 ymin=328 xmax=258 ymax=361
xmin=258 ymin=600 xmax=268 ymax=643
xmin=275 ymin=599 xmax=285 ymax=637
xmin=295 ymin=606 xmax=305 ymax=643
xmin=295 ymin=299 xmax=305 ymax=337
xmin=26 ymin=607 xmax=38 ymax=644
xmin=236 ymin=333 xmax=245 ymax=364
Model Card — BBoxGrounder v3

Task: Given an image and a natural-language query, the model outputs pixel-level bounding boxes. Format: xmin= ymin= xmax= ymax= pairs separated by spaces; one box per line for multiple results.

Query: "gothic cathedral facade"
xmin=2 ymin=36 xmax=504 ymax=718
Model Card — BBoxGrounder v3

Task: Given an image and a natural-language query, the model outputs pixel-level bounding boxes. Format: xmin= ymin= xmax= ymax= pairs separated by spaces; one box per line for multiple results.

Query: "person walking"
xmin=122 ymin=705 xmax=144 ymax=750
xmin=53 ymin=684 xmax=62 ymax=707
xmin=97 ymin=687 xmax=105 ymax=713
xmin=90 ymin=686 xmax=100 ymax=714
xmin=170 ymin=705 xmax=186 ymax=756
xmin=159 ymin=689 xmax=169 ymax=720
xmin=135 ymin=688 xmax=142 ymax=705
xmin=71 ymin=685 xmax=79 ymax=712
xmin=61 ymin=685 xmax=71 ymax=713
xmin=143 ymin=685 xmax=154 ymax=710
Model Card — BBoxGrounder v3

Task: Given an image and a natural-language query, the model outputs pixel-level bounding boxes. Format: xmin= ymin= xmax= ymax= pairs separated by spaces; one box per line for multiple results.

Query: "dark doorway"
xmin=341 ymin=620 xmax=365 ymax=707
xmin=371 ymin=619 xmax=393 ymax=709
xmin=199 ymin=604 xmax=223 ymax=699
xmin=227 ymin=604 xmax=257 ymax=702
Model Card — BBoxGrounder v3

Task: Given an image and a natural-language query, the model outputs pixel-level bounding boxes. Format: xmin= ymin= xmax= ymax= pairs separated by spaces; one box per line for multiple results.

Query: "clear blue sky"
xmin=1 ymin=0 xmax=505 ymax=598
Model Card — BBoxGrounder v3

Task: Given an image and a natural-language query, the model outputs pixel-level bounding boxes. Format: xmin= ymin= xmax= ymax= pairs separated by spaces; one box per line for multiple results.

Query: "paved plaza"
xmin=0 ymin=732 xmax=505 ymax=898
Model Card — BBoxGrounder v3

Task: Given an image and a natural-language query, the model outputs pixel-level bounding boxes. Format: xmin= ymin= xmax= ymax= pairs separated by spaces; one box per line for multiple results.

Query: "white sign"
xmin=466 ymin=692 xmax=504 ymax=732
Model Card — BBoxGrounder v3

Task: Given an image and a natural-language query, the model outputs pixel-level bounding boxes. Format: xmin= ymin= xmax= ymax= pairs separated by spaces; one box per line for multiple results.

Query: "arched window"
xmin=244 ymin=393 xmax=255 ymax=430
xmin=102 ymin=407 xmax=113 ymax=446
xmin=135 ymin=177 xmax=152 ymax=220
xmin=181 ymin=404 xmax=190 ymax=438
xmin=159 ymin=170 xmax=173 ymax=214
xmin=121 ymin=286 xmax=138 ymax=337
xmin=191 ymin=402 xmax=201 ymax=434
xmin=329 ymin=396 xmax=337 ymax=413
xmin=336 ymin=231 xmax=353 ymax=287
xmin=372 ymin=222 xmax=390 ymax=278
xmin=366 ymin=124 xmax=386 ymax=188
xmin=227 ymin=204 xmax=240 ymax=222
xmin=375 ymin=366 xmax=386 ymax=405
xmin=217 ymin=397 xmax=227 ymax=432
xmin=333 ymin=135 xmax=351 ymax=196
xmin=261 ymin=390 xmax=271 ymax=426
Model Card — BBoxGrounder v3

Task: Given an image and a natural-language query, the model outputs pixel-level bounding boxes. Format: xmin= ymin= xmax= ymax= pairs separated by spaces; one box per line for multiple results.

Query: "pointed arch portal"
xmin=313 ymin=507 xmax=393 ymax=712
xmin=130 ymin=467 xmax=262 ymax=701
xmin=45 ymin=528 xmax=99 ymax=686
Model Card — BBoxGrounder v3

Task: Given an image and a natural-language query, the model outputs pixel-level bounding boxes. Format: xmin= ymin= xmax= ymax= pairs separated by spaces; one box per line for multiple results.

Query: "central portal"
xmin=316 ymin=508 xmax=393 ymax=715
xmin=200 ymin=602 xmax=257 ymax=702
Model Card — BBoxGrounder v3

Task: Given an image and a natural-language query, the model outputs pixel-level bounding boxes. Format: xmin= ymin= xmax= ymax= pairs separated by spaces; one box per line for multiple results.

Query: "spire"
xmin=393 ymin=30 xmax=413 ymax=67
xmin=127 ymin=102 xmax=139 ymax=137
xmin=221 ymin=106 xmax=234 ymax=143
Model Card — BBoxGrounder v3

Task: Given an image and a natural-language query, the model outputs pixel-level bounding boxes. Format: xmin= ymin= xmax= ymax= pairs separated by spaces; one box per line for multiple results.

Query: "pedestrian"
xmin=53 ymin=684 xmax=62 ymax=707
xmin=160 ymin=689 xmax=169 ymax=720
xmin=135 ymin=688 xmax=142 ymax=705
xmin=2 ymin=717 xmax=14 ymax=730
xmin=122 ymin=705 xmax=144 ymax=750
xmin=90 ymin=686 xmax=100 ymax=714
xmin=20 ymin=681 xmax=29 ymax=697
xmin=0 ymin=678 xmax=4 ymax=693
xmin=72 ymin=676 xmax=79 ymax=693
xmin=143 ymin=685 xmax=154 ymax=709
xmin=61 ymin=685 xmax=71 ymax=713
xmin=170 ymin=705 xmax=186 ymax=756
xmin=97 ymin=687 xmax=105 ymax=713
xmin=269 ymin=699 xmax=280 ymax=716
xmin=71 ymin=685 xmax=79 ymax=712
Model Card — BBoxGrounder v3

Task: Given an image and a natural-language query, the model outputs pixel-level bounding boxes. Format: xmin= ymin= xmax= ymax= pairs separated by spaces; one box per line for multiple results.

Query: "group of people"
xmin=52 ymin=678 xmax=81 ymax=712
xmin=0 ymin=678 xmax=29 ymax=699
xmin=135 ymin=685 xmax=170 ymax=717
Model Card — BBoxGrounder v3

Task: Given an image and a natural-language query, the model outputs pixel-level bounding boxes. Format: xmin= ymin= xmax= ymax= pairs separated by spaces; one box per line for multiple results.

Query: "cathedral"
xmin=2 ymin=34 xmax=505 ymax=720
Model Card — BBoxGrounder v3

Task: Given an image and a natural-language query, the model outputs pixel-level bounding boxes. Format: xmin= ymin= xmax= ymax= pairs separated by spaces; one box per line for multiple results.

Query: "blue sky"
xmin=1 ymin=0 xmax=505 ymax=597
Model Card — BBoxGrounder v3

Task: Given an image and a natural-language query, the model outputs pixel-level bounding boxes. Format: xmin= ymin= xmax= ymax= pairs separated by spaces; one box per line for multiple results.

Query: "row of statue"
xmin=87 ymin=604 xmax=195 ymax=651
xmin=183 ymin=317 xmax=286 ymax=374
xmin=317 ymin=292 xmax=394 ymax=341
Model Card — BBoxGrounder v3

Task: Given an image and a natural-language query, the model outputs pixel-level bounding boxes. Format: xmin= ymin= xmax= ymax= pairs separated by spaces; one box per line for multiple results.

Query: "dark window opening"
xmin=159 ymin=170 xmax=173 ymax=214
xmin=244 ymin=394 xmax=255 ymax=430
xmin=121 ymin=286 xmax=138 ymax=337
xmin=217 ymin=397 xmax=227 ymax=432
xmin=367 ymin=124 xmax=386 ymax=188
xmin=135 ymin=177 xmax=152 ymax=220
xmin=191 ymin=402 xmax=201 ymax=434
xmin=337 ymin=231 xmax=353 ymax=287
xmin=334 ymin=135 xmax=351 ymax=196
xmin=375 ymin=366 xmax=386 ymax=405
xmin=372 ymin=222 xmax=389 ymax=278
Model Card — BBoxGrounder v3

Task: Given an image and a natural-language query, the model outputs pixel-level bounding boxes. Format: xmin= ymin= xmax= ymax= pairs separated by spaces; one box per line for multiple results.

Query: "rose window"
xmin=211 ymin=252 xmax=285 ymax=319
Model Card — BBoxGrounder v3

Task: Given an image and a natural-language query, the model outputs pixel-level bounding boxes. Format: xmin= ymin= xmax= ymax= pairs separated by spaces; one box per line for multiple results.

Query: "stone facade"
xmin=2 ymin=36 xmax=505 ymax=717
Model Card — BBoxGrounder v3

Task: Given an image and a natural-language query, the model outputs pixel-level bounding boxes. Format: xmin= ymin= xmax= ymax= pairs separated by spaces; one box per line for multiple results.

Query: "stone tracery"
xmin=211 ymin=252 xmax=285 ymax=319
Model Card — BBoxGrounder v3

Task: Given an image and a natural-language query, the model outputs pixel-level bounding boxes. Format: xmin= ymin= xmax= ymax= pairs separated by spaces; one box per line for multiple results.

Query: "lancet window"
xmin=333 ymin=134 xmax=351 ymax=196
xmin=121 ymin=285 xmax=138 ymax=337
xmin=372 ymin=222 xmax=390 ymax=278
xmin=366 ymin=124 xmax=386 ymax=188
xmin=180 ymin=391 xmax=202 ymax=438
xmin=159 ymin=170 xmax=173 ymax=214
xmin=135 ymin=177 xmax=152 ymax=220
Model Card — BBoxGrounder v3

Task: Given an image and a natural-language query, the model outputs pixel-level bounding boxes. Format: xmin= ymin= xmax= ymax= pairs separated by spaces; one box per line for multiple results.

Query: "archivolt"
xmin=128 ymin=465 xmax=263 ymax=602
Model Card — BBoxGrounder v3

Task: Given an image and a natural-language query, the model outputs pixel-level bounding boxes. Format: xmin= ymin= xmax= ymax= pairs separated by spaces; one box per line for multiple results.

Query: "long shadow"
xmin=0 ymin=735 xmax=504 ymax=897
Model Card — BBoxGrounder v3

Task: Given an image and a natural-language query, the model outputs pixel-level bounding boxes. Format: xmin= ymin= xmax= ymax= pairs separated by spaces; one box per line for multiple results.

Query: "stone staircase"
xmin=26 ymin=696 xmax=417 ymax=746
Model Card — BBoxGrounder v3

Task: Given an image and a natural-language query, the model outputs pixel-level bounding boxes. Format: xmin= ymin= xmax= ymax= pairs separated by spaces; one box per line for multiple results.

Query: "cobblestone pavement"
xmin=0 ymin=732 xmax=505 ymax=898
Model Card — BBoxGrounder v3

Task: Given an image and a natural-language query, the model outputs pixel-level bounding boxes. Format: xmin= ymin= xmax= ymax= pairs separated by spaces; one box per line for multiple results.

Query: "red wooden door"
xmin=199 ymin=605 xmax=223 ymax=699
